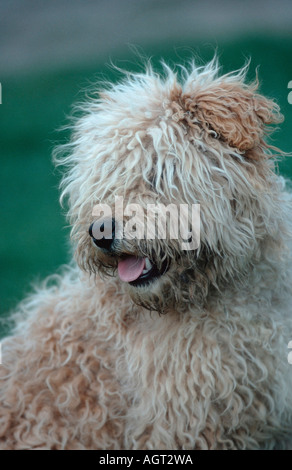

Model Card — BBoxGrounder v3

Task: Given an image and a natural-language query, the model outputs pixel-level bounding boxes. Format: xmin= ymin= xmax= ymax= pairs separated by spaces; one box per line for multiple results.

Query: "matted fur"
xmin=1 ymin=59 xmax=292 ymax=449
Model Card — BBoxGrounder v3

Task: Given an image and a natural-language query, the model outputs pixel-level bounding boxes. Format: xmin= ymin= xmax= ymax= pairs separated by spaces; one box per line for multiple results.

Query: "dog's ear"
xmin=183 ymin=80 xmax=283 ymax=157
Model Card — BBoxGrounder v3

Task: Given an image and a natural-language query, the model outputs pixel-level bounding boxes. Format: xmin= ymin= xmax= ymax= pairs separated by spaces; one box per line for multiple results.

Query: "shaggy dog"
xmin=1 ymin=59 xmax=292 ymax=450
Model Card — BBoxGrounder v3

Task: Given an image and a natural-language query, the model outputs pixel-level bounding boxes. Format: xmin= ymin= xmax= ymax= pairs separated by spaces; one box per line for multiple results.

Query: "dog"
xmin=1 ymin=58 xmax=292 ymax=449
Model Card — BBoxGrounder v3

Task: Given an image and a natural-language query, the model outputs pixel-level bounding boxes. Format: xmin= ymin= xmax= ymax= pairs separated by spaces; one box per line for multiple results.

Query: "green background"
xmin=1 ymin=35 xmax=292 ymax=335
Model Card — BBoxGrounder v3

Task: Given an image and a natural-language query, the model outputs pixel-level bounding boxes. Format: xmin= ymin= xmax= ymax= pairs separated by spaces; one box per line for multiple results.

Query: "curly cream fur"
xmin=1 ymin=59 xmax=292 ymax=449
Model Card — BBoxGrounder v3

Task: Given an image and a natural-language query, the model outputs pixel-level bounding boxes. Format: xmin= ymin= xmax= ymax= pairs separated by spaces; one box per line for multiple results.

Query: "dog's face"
xmin=59 ymin=60 xmax=283 ymax=313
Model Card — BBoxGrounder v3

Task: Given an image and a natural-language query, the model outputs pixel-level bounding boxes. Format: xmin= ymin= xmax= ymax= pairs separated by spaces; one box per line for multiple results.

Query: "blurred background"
xmin=1 ymin=0 xmax=292 ymax=331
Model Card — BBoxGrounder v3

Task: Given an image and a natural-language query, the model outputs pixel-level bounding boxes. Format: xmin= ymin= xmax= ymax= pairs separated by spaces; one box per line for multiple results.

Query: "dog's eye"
xmin=207 ymin=123 xmax=220 ymax=140
xmin=210 ymin=130 xmax=219 ymax=139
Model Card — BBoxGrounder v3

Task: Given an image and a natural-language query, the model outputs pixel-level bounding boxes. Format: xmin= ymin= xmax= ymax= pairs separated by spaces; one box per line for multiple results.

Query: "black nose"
xmin=89 ymin=218 xmax=115 ymax=251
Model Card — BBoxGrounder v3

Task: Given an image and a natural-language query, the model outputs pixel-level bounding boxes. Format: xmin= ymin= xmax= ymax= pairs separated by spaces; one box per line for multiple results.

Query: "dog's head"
xmin=58 ymin=59 xmax=285 ymax=313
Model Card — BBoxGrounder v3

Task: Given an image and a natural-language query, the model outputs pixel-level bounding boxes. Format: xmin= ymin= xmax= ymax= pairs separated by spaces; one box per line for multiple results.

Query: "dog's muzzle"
xmin=89 ymin=218 xmax=116 ymax=251
xmin=89 ymin=218 xmax=169 ymax=286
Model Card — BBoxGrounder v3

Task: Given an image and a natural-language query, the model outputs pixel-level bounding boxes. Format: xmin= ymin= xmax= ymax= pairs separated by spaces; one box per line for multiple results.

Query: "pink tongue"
xmin=118 ymin=256 xmax=146 ymax=282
